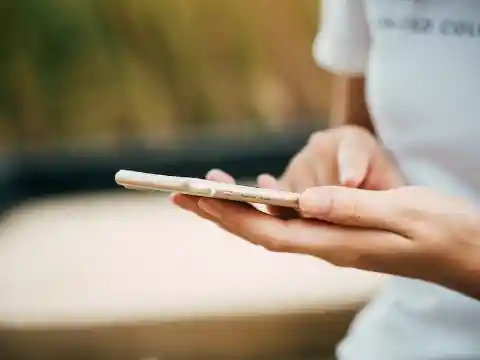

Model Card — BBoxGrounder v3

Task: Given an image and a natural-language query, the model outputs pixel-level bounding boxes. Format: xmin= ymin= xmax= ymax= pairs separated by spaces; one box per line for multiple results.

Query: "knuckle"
xmin=307 ymin=130 xmax=326 ymax=145
xmin=324 ymin=251 xmax=362 ymax=268
xmin=325 ymin=190 xmax=358 ymax=223
xmin=387 ymin=188 xmax=424 ymax=222
xmin=307 ymin=131 xmax=330 ymax=152
xmin=322 ymin=253 xmax=347 ymax=267
xmin=307 ymin=126 xmax=373 ymax=155
xmin=339 ymin=126 xmax=375 ymax=150
xmin=261 ymin=237 xmax=290 ymax=253
xmin=409 ymin=221 xmax=435 ymax=240
xmin=281 ymin=156 xmax=301 ymax=183
xmin=403 ymin=206 xmax=424 ymax=224
xmin=339 ymin=124 xmax=371 ymax=137
xmin=250 ymin=227 xmax=293 ymax=253
xmin=343 ymin=127 xmax=375 ymax=150
xmin=286 ymin=153 xmax=303 ymax=171
xmin=329 ymin=249 xmax=376 ymax=269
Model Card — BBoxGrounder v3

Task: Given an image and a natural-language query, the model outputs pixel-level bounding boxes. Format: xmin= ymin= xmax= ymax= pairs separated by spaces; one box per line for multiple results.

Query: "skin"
xmin=172 ymin=76 xmax=480 ymax=300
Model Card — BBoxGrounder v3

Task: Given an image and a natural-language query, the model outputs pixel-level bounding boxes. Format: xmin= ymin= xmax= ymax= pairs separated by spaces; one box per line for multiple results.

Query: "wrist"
xmin=437 ymin=233 xmax=480 ymax=300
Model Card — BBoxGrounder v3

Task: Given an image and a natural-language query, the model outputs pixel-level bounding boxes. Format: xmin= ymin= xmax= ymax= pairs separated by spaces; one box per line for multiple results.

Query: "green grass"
xmin=0 ymin=0 xmax=332 ymax=151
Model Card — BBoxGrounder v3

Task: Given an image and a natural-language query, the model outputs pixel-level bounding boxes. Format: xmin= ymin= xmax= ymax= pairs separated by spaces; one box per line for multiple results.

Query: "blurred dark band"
xmin=0 ymin=126 xmax=321 ymax=214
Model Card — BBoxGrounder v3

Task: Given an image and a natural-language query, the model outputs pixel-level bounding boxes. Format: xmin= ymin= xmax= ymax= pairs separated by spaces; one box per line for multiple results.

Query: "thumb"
xmin=299 ymin=186 xmax=411 ymax=235
xmin=337 ymin=129 xmax=375 ymax=187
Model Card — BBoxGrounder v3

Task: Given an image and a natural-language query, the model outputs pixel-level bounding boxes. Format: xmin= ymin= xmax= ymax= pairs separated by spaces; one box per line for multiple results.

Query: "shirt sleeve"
xmin=312 ymin=0 xmax=370 ymax=75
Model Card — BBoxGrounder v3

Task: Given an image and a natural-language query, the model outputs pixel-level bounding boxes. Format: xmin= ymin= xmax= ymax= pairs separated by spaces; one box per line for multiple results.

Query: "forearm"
xmin=330 ymin=75 xmax=375 ymax=135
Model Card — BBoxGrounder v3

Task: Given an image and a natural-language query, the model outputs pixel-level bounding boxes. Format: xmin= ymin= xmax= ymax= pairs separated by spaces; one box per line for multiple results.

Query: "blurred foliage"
xmin=0 ymin=0 xmax=332 ymax=152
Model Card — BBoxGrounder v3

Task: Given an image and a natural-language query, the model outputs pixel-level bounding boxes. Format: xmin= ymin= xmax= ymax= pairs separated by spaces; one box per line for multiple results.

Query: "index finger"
xmin=337 ymin=129 xmax=375 ymax=187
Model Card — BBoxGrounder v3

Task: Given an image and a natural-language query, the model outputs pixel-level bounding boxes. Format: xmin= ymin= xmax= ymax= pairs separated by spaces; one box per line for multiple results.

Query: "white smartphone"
xmin=115 ymin=169 xmax=299 ymax=208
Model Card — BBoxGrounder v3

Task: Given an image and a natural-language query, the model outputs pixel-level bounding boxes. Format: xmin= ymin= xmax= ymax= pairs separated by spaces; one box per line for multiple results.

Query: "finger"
xmin=257 ymin=174 xmax=299 ymax=219
xmin=171 ymin=193 xmax=234 ymax=232
xmin=171 ymin=169 xmax=233 ymax=217
xmin=280 ymin=156 xmax=318 ymax=192
xmin=337 ymin=130 xmax=375 ymax=187
xmin=171 ymin=193 xmax=218 ymax=222
xmin=308 ymin=152 xmax=336 ymax=186
xmin=299 ymin=186 xmax=412 ymax=235
xmin=366 ymin=149 xmax=405 ymax=190
xmin=198 ymin=197 xmax=299 ymax=252
xmin=257 ymin=173 xmax=278 ymax=189
xmin=197 ymin=197 xmax=409 ymax=271
xmin=305 ymin=131 xmax=339 ymax=186
xmin=206 ymin=169 xmax=236 ymax=184
xmin=196 ymin=197 xmax=272 ymax=241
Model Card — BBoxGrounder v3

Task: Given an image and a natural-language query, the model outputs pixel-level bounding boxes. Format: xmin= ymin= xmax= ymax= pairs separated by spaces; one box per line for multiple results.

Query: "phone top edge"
xmin=115 ymin=170 xmax=300 ymax=208
xmin=115 ymin=169 xmax=184 ymax=191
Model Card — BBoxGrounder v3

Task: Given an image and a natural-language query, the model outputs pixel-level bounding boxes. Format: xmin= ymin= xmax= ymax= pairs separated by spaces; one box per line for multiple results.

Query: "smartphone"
xmin=115 ymin=169 xmax=299 ymax=208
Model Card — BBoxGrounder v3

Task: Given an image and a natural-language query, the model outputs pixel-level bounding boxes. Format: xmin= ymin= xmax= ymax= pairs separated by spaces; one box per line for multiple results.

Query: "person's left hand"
xmin=173 ymin=185 xmax=480 ymax=298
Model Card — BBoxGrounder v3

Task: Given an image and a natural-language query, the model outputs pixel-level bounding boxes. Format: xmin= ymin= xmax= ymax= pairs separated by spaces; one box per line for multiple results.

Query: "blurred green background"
xmin=0 ymin=3 xmax=378 ymax=360
xmin=0 ymin=0 xmax=332 ymax=154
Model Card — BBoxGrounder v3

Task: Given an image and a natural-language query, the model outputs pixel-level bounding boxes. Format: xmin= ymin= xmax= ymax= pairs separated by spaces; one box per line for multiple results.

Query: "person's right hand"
xmin=173 ymin=125 xmax=404 ymax=218
xmin=260 ymin=124 xmax=402 ymax=188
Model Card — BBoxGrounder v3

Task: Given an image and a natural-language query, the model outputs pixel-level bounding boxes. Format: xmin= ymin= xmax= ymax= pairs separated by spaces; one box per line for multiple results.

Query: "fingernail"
xmin=198 ymin=199 xmax=222 ymax=218
xmin=171 ymin=193 xmax=186 ymax=207
xmin=299 ymin=188 xmax=332 ymax=217
xmin=340 ymin=172 xmax=360 ymax=187
xmin=342 ymin=177 xmax=360 ymax=188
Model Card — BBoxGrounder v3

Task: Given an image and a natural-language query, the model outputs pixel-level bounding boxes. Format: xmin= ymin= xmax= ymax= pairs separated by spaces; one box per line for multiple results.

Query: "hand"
xmin=262 ymin=125 xmax=403 ymax=191
xmin=206 ymin=125 xmax=404 ymax=218
xmin=173 ymin=185 xmax=480 ymax=299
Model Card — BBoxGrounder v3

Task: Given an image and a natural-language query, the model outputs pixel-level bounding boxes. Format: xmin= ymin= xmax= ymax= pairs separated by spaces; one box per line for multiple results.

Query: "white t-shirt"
xmin=313 ymin=1 xmax=480 ymax=359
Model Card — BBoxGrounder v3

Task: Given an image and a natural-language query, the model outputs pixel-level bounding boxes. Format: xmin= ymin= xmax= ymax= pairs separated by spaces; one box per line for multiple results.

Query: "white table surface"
xmin=0 ymin=191 xmax=384 ymax=327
